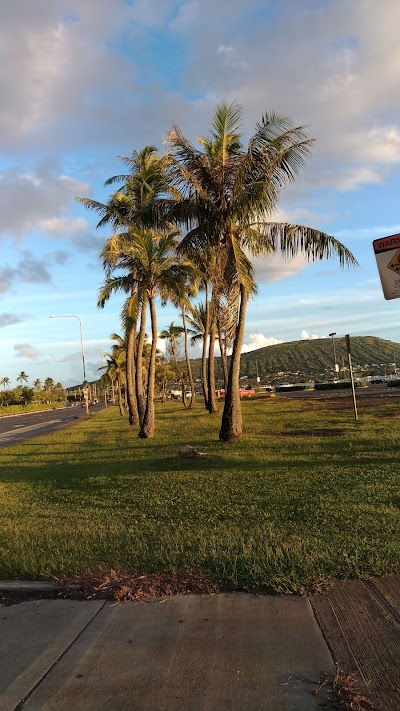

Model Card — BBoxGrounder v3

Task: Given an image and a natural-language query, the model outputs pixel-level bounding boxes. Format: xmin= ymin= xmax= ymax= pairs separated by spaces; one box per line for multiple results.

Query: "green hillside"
xmin=190 ymin=336 xmax=400 ymax=383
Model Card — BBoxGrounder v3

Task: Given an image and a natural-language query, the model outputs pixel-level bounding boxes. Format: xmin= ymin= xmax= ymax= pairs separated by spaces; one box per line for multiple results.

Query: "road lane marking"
xmin=0 ymin=420 xmax=61 ymax=437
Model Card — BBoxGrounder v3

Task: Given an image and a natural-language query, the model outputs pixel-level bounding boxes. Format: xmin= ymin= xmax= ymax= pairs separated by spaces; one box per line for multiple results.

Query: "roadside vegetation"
xmin=0 ymin=402 xmax=66 ymax=417
xmin=78 ymin=101 xmax=356 ymax=442
xmin=1 ymin=398 xmax=399 ymax=591
xmin=0 ymin=377 xmax=66 ymax=416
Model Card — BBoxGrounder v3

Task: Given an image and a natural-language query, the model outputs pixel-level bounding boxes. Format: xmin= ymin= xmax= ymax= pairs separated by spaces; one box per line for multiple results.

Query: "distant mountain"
xmin=190 ymin=336 xmax=400 ymax=383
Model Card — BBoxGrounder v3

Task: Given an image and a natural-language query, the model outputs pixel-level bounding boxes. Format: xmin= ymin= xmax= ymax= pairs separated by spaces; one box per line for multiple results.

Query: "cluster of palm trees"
xmin=1 ymin=372 xmax=28 ymax=389
xmin=0 ymin=375 xmax=62 ymax=392
xmin=79 ymin=102 xmax=356 ymax=441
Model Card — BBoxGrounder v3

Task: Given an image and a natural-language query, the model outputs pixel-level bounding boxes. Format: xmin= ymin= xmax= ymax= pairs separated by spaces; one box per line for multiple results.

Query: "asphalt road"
xmin=0 ymin=404 xmax=105 ymax=448
xmin=276 ymin=382 xmax=400 ymax=401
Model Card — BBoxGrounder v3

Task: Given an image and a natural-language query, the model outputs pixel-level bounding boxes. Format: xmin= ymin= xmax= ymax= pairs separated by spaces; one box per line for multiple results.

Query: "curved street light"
xmin=49 ymin=315 xmax=88 ymax=414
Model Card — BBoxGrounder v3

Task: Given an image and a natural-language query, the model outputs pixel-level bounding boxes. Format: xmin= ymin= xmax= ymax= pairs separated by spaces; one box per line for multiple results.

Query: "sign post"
xmin=373 ymin=233 xmax=400 ymax=300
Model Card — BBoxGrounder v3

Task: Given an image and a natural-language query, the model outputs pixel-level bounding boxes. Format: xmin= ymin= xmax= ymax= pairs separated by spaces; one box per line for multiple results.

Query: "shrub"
xmin=387 ymin=379 xmax=400 ymax=388
xmin=275 ymin=384 xmax=311 ymax=392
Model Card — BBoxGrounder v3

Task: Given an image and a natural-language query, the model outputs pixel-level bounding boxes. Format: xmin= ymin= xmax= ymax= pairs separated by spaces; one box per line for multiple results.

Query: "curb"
xmin=0 ymin=581 xmax=81 ymax=593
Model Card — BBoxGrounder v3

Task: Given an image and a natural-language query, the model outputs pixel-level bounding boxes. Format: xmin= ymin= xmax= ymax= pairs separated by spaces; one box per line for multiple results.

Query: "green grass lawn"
xmin=0 ymin=402 xmax=66 ymax=417
xmin=0 ymin=397 xmax=399 ymax=592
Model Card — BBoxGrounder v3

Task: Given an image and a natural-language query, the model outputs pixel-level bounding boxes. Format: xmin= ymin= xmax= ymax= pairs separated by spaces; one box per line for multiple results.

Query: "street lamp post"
xmin=49 ymin=315 xmax=88 ymax=415
xmin=328 ymin=332 xmax=339 ymax=381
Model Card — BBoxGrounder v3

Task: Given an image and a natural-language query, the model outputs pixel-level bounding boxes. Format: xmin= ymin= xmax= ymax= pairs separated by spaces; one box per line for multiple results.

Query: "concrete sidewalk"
xmin=0 ymin=593 xmax=334 ymax=711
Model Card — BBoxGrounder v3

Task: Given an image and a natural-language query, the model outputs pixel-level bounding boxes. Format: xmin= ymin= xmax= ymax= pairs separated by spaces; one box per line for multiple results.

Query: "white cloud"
xmin=241 ymin=333 xmax=282 ymax=353
xmin=254 ymin=252 xmax=310 ymax=283
xmin=300 ymin=329 xmax=321 ymax=340
xmin=14 ymin=343 xmax=41 ymax=360
xmin=336 ymin=224 xmax=400 ymax=240
xmin=0 ymin=170 xmax=89 ymax=238
xmin=39 ymin=216 xmax=88 ymax=236
xmin=0 ymin=313 xmax=30 ymax=328
xmin=335 ymin=167 xmax=382 ymax=192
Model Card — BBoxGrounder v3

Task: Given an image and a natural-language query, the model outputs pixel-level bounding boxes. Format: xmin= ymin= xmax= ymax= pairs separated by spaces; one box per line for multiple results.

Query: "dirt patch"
xmin=0 ymin=570 xmax=217 ymax=606
xmin=323 ymin=395 xmax=400 ymax=411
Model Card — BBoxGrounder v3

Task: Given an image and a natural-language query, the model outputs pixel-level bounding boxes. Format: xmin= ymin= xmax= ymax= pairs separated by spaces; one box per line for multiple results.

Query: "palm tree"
xmin=215 ymin=284 xmax=241 ymax=390
xmin=99 ymin=340 xmax=126 ymax=416
xmin=126 ymin=230 xmax=190 ymax=438
xmin=16 ymin=371 xmax=29 ymax=387
xmin=155 ymin=358 xmax=175 ymax=402
xmin=0 ymin=377 xmax=10 ymax=390
xmin=158 ymin=102 xmax=357 ymax=440
xmin=187 ymin=303 xmax=208 ymax=407
xmin=33 ymin=378 xmax=42 ymax=392
xmin=44 ymin=377 xmax=54 ymax=393
xmin=162 ymin=270 xmax=199 ymax=408
xmin=159 ymin=322 xmax=184 ymax=369
xmin=81 ymin=145 xmax=171 ymax=427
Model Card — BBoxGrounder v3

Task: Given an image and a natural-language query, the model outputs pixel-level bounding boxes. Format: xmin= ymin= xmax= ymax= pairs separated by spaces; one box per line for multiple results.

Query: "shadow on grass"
xmin=1 ymin=448 xmax=399 ymax=490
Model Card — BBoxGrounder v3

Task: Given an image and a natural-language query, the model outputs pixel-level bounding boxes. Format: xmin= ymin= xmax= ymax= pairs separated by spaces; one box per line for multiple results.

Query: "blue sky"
xmin=1 ymin=0 xmax=400 ymax=387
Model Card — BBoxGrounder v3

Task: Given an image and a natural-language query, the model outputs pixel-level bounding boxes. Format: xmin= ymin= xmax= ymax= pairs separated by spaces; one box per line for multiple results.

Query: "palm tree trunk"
xmin=116 ymin=375 xmax=125 ymax=416
xmin=139 ymin=295 xmax=157 ymax=438
xmin=170 ymin=339 xmax=186 ymax=408
xmin=207 ymin=323 xmax=218 ymax=413
xmin=161 ymin=376 xmax=167 ymax=403
xmin=219 ymin=285 xmax=248 ymax=440
xmin=216 ymin=309 xmax=229 ymax=389
xmin=182 ymin=307 xmax=196 ymax=408
xmin=202 ymin=284 xmax=210 ymax=408
xmin=126 ymin=323 xmax=139 ymax=425
xmin=136 ymin=295 xmax=147 ymax=424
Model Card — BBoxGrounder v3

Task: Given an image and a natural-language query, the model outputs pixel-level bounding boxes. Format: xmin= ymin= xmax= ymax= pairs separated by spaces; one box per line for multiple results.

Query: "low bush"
xmin=387 ymin=379 xmax=400 ymax=388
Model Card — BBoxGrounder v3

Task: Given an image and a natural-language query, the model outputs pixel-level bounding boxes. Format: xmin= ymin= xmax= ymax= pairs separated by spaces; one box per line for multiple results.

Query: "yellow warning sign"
xmin=387 ymin=249 xmax=400 ymax=275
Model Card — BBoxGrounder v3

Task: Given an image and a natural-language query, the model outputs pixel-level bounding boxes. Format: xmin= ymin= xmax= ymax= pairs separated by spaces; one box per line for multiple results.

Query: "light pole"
xmin=328 ymin=332 xmax=339 ymax=380
xmin=49 ymin=315 xmax=88 ymax=415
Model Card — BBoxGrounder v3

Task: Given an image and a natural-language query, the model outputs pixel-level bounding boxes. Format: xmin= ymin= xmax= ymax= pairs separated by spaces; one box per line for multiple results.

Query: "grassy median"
xmin=0 ymin=396 xmax=399 ymax=592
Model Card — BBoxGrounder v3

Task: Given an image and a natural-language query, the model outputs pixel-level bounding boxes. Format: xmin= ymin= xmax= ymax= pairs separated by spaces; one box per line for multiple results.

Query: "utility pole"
xmin=329 ymin=332 xmax=339 ymax=380
xmin=345 ymin=334 xmax=358 ymax=421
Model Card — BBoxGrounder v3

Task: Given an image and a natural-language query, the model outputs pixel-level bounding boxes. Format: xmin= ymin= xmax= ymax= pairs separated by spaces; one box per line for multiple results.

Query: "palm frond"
xmin=257 ymin=222 xmax=359 ymax=269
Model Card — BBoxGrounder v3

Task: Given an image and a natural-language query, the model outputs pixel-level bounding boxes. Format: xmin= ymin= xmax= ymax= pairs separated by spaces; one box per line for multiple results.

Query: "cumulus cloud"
xmin=241 ymin=333 xmax=282 ymax=353
xmin=0 ymin=249 xmax=72 ymax=294
xmin=2 ymin=0 xmax=400 ymax=202
xmin=254 ymin=252 xmax=310 ymax=283
xmin=300 ymin=329 xmax=321 ymax=340
xmin=0 ymin=170 xmax=90 ymax=238
xmin=0 ymin=313 xmax=30 ymax=328
xmin=39 ymin=216 xmax=89 ymax=236
xmin=14 ymin=343 xmax=41 ymax=360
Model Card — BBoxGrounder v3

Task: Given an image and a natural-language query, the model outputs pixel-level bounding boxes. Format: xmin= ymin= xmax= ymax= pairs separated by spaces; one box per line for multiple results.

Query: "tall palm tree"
xmin=159 ymin=322 xmax=184 ymax=371
xmin=99 ymin=337 xmax=126 ymax=416
xmin=77 ymin=146 xmax=171 ymax=231
xmin=162 ymin=270 xmax=199 ymax=408
xmin=160 ymin=321 xmax=191 ymax=407
xmin=0 ymin=377 xmax=10 ymax=390
xmin=155 ymin=358 xmax=175 ymax=403
xmin=16 ymin=371 xmax=29 ymax=387
xmin=187 ymin=302 xmax=212 ymax=408
xmin=214 ymin=284 xmax=241 ymax=389
xmin=158 ymin=102 xmax=357 ymax=440
xmin=125 ymin=230 xmax=191 ymax=438
xmin=81 ymin=146 xmax=171 ymax=427
xmin=44 ymin=377 xmax=54 ymax=393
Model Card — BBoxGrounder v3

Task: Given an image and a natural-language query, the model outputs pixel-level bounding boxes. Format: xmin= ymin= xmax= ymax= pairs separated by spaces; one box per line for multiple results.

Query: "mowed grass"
xmin=0 ymin=396 xmax=399 ymax=592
